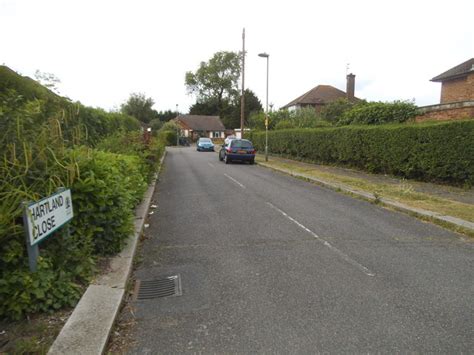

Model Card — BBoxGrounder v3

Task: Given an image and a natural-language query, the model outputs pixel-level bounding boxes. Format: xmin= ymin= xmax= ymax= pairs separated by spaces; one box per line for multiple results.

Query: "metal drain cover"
xmin=134 ymin=275 xmax=182 ymax=300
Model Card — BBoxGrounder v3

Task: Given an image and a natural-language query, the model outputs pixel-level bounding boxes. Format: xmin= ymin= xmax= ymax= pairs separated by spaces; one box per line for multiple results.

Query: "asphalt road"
xmin=126 ymin=147 xmax=473 ymax=353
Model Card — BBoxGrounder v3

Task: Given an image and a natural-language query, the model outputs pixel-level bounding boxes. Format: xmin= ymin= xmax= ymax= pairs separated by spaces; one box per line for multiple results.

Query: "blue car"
xmin=196 ymin=137 xmax=215 ymax=152
xmin=219 ymin=139 xmax=256 ymax=164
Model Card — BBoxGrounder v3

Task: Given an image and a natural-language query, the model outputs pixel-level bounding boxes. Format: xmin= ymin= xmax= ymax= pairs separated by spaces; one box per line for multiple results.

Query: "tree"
xmin=120 ymin=93 xmax=158 ymax=123
xmin=189 ymin=97 xmax=221 ymax=116
xmin=188 ymin=89 xmax=262 ymax=129
xmin=185 ymin=51 xmax=241 ymax=116
xmin=156 ymin=110 xmax=176 ymax=122
xmin=149 ymin=118 xmax=163 ymax=131
xmin=232 ymin=89 xmax=263 ymax=126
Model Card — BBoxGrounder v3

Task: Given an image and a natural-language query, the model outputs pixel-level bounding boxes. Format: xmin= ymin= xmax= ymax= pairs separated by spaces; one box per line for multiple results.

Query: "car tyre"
xmin=249 ymin=158 xmax=255 ymax=165
xmin=219 ymin=151 xmax=224 ymax=161
xmin=224 ymin=155 xmax=231 ymax=164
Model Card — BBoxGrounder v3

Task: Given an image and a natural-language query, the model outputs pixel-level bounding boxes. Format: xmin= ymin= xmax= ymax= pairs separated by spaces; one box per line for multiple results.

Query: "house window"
xmin=212 ymin=131 xmax=220 ymax=138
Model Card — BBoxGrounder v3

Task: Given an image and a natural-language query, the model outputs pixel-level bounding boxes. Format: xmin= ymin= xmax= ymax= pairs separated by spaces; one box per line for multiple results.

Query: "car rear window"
xmin=231 ymin=140 xmax=253 ymax=148
xmin=200 ymin=138 xmax=211 ymax=142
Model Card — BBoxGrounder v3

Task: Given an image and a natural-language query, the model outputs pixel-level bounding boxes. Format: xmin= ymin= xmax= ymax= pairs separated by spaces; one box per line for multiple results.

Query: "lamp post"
xmin=176 ymin=104 xmax=179 ymax=146
xmin=258 ymin=52 xmax=269 ymax=161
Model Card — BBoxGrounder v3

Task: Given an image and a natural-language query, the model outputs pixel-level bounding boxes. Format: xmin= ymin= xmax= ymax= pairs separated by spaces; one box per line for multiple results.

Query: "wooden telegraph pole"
xmin=240 ymin=28 xmax=245 ymax=139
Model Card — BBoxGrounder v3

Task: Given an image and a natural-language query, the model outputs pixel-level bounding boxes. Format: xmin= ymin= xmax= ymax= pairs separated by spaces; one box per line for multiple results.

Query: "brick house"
xmin=431 ymin=58 xmax=474 ymax=103
xmin=416 ymin=58 xmax=474 ymax=121
xmin=281 ymin=74 xmax=360 ymax=112
xmin=175 ymin=114 xmax=226 ymax=141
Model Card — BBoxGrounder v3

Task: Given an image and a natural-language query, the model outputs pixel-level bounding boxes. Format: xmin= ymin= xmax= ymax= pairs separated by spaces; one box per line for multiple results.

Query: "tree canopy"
xmin=185 ymin=51 xmax=241 ymax=116
xmin=121 ymin=93 xmax=157 ymax=123
xmin=188 ymin=89 xmax=263 ymax=129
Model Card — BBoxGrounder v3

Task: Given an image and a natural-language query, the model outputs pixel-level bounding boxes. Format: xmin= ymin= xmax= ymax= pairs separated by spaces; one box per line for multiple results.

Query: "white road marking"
xmin=266 ymin=202 xmax=375 ymax=277
xmin=207 ymin=162 xmax=215 ymax=168
xmin=224 ymin=173 xmax=246 ymax=189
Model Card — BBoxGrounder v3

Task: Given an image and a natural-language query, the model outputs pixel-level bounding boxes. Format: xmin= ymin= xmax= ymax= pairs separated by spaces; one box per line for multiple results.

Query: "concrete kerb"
xmin=48 ymin=149 xmax=167 ymax=355
xmin=258 ymin=161 xmax=474 ymax=233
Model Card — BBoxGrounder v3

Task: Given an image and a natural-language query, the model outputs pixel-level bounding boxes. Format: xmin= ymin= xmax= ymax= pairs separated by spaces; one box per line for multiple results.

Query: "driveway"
xmin=124 ymin=147 xmax=473 ymax=353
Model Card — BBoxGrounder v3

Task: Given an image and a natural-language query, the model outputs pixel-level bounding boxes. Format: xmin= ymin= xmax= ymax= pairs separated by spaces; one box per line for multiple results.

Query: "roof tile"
xmin=176 ymin=115 xmax=225 ymax=131
xmin=282 ymin=85 xmax=359 ymax=109
xmin=431 ymin=58 xmax=474 ymax=82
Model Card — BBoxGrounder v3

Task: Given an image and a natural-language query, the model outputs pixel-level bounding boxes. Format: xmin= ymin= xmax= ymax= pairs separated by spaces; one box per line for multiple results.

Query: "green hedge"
xmin=0 ymin=85 xmax=163 ymax=319
xmin=339 ymin=100 xmax=418 ymax=125
xmin=70 ymin=148 xmax=148 ymax=255
xmin=249 ymin=121 xmax=474 ymax=185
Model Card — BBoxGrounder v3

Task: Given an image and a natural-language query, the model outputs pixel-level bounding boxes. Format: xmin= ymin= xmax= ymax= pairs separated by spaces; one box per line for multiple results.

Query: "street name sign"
xmin=24 ymin=188 xmax=74 ymax=246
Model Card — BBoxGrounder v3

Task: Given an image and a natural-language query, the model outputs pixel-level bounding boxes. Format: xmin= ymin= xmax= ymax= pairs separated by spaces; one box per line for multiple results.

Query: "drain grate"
xmin=134 ymin=275 xmax=182 ymax=300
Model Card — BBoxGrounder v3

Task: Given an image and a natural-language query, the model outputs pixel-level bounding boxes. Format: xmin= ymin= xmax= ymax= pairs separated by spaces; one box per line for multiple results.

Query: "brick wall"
xmin=415 ymin=106 xmax=474 ymax=122
xmin=440 ymin=73 xmax=474 ymax=103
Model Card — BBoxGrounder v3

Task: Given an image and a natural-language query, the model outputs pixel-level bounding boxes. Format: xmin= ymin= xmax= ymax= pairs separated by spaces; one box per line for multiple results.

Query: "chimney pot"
xmin=346 ymin=73 xmax=356 ymax=102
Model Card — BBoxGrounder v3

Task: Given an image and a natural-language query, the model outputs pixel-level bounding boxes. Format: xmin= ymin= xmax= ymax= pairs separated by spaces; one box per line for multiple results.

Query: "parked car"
xmin=219 ymin=139 xmax=256 ymax=164
xmin=196 ymin=137 xmax=214 ymax=152
xmin=224 ymin=135 xmax=236 ymax=145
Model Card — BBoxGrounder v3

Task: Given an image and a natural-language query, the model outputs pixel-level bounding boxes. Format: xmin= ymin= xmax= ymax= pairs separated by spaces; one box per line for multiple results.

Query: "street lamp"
xmin=258 ymin=52 xmax=269 ymax=161
xmin=176 ymin=104 xmax=179 ymax=146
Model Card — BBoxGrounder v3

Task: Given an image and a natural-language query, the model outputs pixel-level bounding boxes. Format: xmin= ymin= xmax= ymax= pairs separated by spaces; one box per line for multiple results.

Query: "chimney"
xmin=346 ymin=73 xmax=355 ymax=102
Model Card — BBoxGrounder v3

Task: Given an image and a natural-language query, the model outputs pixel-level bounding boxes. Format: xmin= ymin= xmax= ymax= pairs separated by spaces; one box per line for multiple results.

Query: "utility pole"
xmin=258 ymin=52 xmax=269 ymax=161
xmin=240 ymin=28 xmax=245 ymax=139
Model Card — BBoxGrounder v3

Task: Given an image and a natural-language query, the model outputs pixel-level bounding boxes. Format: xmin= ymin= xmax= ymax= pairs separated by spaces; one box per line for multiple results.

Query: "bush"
xmin=0 ymin=87 xmax=163 ymax=319
xmin=96 ymin=131 xmax=164 ymax=181
xmin=250 ymin=108 xmax=330 ymax=131
xmin=71 ymin=148 xmax=148 ymax=255
xmin=248 ymin=120 xmax=474 ymax=185
xmin=320 ymin=98 xmax=358 ymax=123
xmin=0 ymin=143 xmax=94 ymax=320
xmin=339 ymin=100 xmax=417 ymax=125
xmin=157 ymin=121 xmax=179 ymax=145
xmin=274 ymin=108 xmax=331 ymax=130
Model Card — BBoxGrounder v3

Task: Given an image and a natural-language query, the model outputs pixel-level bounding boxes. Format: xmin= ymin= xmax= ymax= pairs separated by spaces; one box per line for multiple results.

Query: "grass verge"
xmin=256 ymin=156 xmax=474 ymax=238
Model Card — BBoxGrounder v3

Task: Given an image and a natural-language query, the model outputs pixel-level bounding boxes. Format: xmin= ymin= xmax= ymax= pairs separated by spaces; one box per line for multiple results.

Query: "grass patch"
xmin=0 ymin=309 xmax=72 ymax=354
xmin=257 ymin=156 xmax=474 ymax=223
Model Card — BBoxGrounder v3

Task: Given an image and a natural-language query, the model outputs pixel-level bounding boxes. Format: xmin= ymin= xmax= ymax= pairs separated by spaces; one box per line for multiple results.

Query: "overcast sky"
xmin=1 ymin=0 xmax=473 ymax=113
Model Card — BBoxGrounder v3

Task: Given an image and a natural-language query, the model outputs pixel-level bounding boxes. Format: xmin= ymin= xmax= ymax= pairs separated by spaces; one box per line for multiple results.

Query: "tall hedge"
xmin=0 ymin=79 xmax=161 ymax=319
xmin=248 ymin=121 xmax=474 ymax=185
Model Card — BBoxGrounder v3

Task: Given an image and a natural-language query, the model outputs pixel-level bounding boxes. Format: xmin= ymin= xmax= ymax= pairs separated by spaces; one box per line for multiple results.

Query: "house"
xmin=282 ymin=73 xmax=359 ymax=112
xmin=431 ymin=58 xmax=474 ymax=104
xmin=416 ymin=58 xmax=474 ymax=122
xmin=175 ymin=114 xmax=226 ymax=140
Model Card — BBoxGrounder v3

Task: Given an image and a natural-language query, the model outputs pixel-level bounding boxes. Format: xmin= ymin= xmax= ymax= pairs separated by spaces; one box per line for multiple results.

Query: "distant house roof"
xmin=282 ymin=85 xmax=359 ymax=109
xmin=431 ymin=58 xmax=474 ymax=82
xmin=176 ymin=115 xmax=225 ymax=131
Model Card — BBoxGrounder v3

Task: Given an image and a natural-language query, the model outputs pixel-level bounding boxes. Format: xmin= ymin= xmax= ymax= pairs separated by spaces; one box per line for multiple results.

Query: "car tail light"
xmin=250 ymin=149 xmax=256 ymax=154
xmin=226 ymin=148 xmax=232 ymax=153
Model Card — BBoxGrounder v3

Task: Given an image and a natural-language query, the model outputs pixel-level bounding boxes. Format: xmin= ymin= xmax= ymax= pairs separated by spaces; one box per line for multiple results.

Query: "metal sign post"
xmin=23 ymin=202 xmax=39 ymax=272
xmin=22 ymin=188 xmax=74 ymax=272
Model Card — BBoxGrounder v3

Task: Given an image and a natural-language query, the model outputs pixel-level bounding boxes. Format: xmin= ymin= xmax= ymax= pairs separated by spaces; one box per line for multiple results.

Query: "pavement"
xmin=119 ymin=147 xmax=473 ymax=353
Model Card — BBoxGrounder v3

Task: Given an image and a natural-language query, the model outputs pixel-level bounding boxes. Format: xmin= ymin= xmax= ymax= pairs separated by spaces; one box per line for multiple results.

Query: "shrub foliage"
xmin=339 ymin=100 xmax=417 ymax=125
xmin=0 ymin=74 xmax=163 ymax=319
xmin=249 ymin=121 xmax=474 ymax=185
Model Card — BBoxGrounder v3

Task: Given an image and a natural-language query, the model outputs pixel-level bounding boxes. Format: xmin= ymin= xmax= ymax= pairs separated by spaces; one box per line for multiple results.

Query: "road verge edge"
xmin=257 ymin=161 xmax=474 ymax=237
xmin=48 ymin=149 xmax=167 ymax=355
